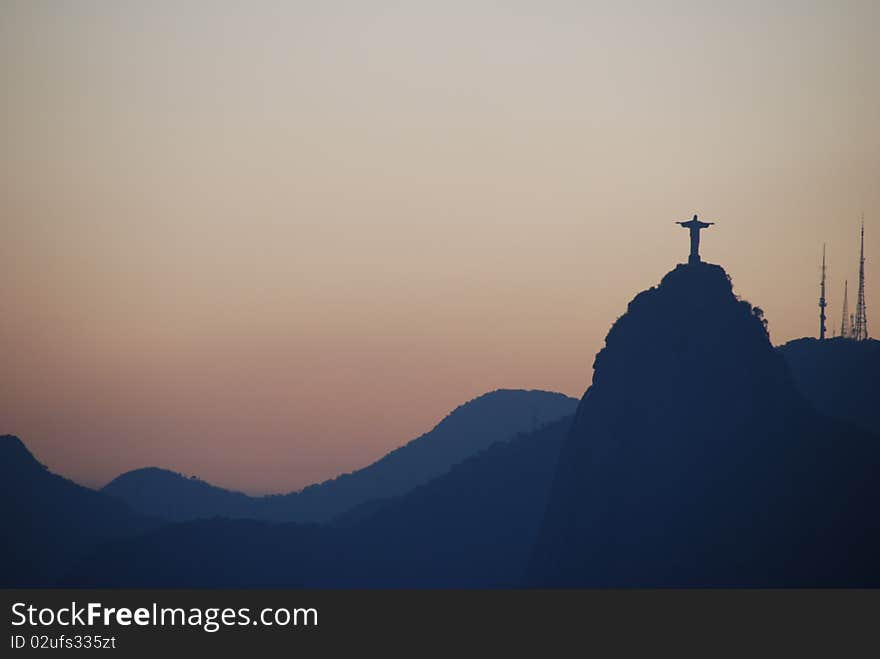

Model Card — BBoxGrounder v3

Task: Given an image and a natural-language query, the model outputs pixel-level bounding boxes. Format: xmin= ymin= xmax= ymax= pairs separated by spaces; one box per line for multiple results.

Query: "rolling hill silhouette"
xmin=528 ymin=262 xmax=880 ymax=587
xmin=7 ymin=391 xmax=575 ymax=587
xmin=0 ymin=435 xmax=158 ymax=587
xmin=102 ymin=389 xmax=577 ymax=523
xmin=778 ymin=337 xmax=880 ymax=436
xmin=63 ymin=416 xmax=573 ymax=587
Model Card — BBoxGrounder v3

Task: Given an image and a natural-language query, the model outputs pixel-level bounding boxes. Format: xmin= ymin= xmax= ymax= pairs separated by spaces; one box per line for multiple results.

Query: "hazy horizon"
xmin=2 ymin=1 xmax=878 ymax=493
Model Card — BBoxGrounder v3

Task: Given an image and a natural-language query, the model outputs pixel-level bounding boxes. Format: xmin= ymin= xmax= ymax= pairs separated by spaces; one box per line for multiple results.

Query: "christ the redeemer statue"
xmin=677 ymin=214 xmax=714 ymax=264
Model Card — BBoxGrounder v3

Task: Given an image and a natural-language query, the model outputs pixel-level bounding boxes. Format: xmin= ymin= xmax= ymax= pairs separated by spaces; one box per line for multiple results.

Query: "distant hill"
xmin=101 ymin=467 xmax=255 ymax=522
xmin=778 ymin=337 xmax=880 ymax=436
xmin=102 ymin=389 xmax=578 ymax=523
xmin=0 ymin=435 xmax=158 ymax=587
xmin=64 ymin=416 xmax=573 ymax=587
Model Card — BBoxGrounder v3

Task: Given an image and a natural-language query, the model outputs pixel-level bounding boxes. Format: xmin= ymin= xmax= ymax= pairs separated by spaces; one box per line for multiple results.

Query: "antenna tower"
xmin=819 ymin=244 xmax=827 ymax=340
xmin=840 ymin=280 xmax=850 ymax=338
xmin=853 ymin=218 xmax=868 ymax=340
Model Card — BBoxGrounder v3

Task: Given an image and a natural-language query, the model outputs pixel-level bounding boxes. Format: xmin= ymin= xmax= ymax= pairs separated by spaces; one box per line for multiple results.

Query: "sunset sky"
xmin=2 ymin=1 xmax=878 ymax=493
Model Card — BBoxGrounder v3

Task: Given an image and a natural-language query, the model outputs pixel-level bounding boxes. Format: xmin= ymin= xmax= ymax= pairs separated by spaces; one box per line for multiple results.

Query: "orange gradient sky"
xmin=2 ymin=1 xmax=878 ymax=493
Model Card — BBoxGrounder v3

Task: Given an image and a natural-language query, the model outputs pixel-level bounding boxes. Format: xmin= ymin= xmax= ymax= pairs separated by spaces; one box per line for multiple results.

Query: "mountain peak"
xmin=0 ymin=434 xmax=44 ymax=473
xmin=528 ymin=263 xmax=880 ymax=586
xmin=588 ymin=262 xmax=792 ymax=416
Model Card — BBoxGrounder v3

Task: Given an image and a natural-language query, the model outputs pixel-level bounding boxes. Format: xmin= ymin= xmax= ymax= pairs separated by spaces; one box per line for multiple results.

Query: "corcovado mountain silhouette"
xmin=528 ymin=262 xmax=880 ymax=587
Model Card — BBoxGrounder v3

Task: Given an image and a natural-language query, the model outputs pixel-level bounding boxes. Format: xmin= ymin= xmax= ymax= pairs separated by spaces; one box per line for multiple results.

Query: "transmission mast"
xmin=853 ymin=218 xmax=868 ymax=340
xmin=840 ymin=280 xmax=850 ymax=338
xmin=819 ymin=244 xmax=827 ymax=340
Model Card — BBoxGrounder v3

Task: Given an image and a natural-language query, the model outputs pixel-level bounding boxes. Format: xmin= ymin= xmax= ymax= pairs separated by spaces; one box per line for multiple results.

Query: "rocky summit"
xmin=529 ymin=262 xmax=880 ymax=587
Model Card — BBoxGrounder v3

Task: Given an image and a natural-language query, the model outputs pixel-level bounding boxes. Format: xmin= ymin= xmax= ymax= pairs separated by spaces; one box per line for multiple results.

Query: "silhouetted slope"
xmin=338 ymin=416 xmax=572 ymax=587
xmin=102 ymin=389 xmax=577 ymax=523
xmin=272 ymin=389 xmax=575 ymax=523
xmin=64 ymin=417 xmax=573 ymax=587
xmin=528 ymin=263 xmax=880 ymax=587
xmin=0 ymin=435 xmax=158 ymax=587
xmin=778 ymin=337 xmax=880 ymax=435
